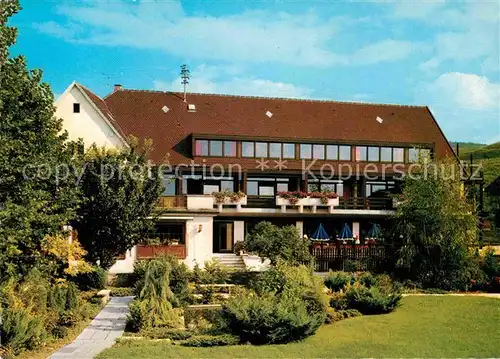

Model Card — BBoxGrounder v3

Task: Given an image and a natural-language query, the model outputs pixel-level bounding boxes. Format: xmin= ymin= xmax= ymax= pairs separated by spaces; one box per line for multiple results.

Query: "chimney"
xmin=114 ymin=84 xmax=123 ymax=92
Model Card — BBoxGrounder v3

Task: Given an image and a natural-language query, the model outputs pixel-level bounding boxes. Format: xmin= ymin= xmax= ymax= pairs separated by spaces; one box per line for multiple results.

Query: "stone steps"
xmin=213 ymin=254 xmax=246 ymax=270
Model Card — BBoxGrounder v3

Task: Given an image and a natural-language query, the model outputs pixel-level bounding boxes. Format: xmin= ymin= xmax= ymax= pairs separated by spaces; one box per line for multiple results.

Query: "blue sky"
xmin=11 ymin=0 xmax=500 ymax=143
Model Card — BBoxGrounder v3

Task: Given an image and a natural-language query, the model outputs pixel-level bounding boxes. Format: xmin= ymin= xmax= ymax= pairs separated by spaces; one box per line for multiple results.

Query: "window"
xmin=269 ymin=143 xmax=281 ymax=158
xmin=326 ymin=145 xmax=338 ymax=160
xmin=313 ymin=144 xmax=325 ymax=159
xmin=356 ymin=146 xmax=367 ymax=161
xmin=242 ymin=142 xmax=254 ymax=157
xmin=277 ymin=182 xmax=289 ymax=192
xmin=73 ymin=103 xmax=80 ymax=113
xmin=393 ymin=148 xmax=404 ymax=163
xmin=224 ymin=141 xmax=237 ymax=157
xmin=195 ymin=140 xmax=209 ymax=156
xmin=381 ymin=147 xmax=392 ymax=162
xmin=210 ymin=140 xmax=223 ymax=156
xmin=300 ymin=144 xmax=312 ymax=159
xmin=409 ymin=148 xmax=419 ymax=163
xmin=255 ymin=142 xmax=268 ymax=157
xmin=365 ymin=180 xmax=395 ymax=197
xmin=162 ymin=175 xmax=176 ymax=195
xmin=154 ymin=223 xmax=185 ymax=245
xmin=339 ymin=145 xmax=351 ymax=161
xmin=247 ymin=181 xmax=258 ymax=195
xmin=368 ymin=147 xmax=380 ymax=161
xmin=203 ymin=185 xmax=219 ymax=194
xmin=221 ymin=180 xmax=234 ymax=192
xmin=283 ymin=143 xmax=295 ymax=159
xmin=308 ymin=178 xmax=343 ymax=194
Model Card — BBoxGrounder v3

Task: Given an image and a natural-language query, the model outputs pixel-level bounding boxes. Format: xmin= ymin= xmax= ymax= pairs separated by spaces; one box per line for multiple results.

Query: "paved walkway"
xmin=49 ymin=296 xmax=134 ymax=359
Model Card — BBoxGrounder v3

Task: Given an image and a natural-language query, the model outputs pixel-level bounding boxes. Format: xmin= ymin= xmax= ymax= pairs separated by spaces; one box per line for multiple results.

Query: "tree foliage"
xmin=0 ymin=0 xmax=81 ymax=280
xmin=243 ymin=222 xmax=312 ymax=266
xmin=392 ymin=158 xmax=479 ymax=289
xmin=74 ymin=142 xmax=163 ymax=268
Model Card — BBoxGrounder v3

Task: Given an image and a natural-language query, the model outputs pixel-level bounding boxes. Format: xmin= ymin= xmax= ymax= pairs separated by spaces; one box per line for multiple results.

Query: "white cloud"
xmin=348 ymin=40 xmax=422 ymax=65
xmin=394 ymin=2 xmax=500 ymax=73
xmin=417 ymin=72 xmax=500 ymax=142
xmin=34 ymin=2 xmax=419 ymax=67
xmin=154 ymin=65 xmax=312 ymax=99
xmin=424 ymin=72 xmax=499 ymax=111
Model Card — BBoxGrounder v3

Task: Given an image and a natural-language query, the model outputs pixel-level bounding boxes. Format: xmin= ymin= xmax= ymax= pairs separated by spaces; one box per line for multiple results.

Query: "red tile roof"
xmin=85 ymin=88 xmax=454 ymax=167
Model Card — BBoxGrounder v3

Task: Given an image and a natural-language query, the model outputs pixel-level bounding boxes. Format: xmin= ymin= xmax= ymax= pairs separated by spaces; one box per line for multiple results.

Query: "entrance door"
xmin=213 ymin=222 xmax=234 ymax=253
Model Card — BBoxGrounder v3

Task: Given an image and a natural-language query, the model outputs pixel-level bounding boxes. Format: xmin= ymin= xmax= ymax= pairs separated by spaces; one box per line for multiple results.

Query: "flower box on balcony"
xmin=276 ymin=195 xmax=339 ymax=213
xmin=212 ymin=191 xmax=247 ymax=211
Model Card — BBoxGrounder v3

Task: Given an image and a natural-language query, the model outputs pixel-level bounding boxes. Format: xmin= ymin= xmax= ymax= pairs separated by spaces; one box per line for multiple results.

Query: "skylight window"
xmin=265 ymin=111 xmax=273 ymax=118
xmin=162 ymin=105 xmax=169 ymax=113
xmin=188 ymin=104 xmax=196 ymax=112
xmin=376 ymin=116 xmax=384 ymax=124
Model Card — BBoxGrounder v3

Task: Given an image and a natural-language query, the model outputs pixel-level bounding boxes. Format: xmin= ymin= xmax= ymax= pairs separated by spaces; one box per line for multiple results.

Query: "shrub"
xmin=180 ymin=334 xmax=240 ymax=347
xmin=222 ymin=290 xmax=324 ymax=345
xmin=329 ymin=291 xmax=348 ymax=310
xmin=324 ymin=271 xmax=354 ymax=292
xmin=70 ymin=266 xmax=107 ymax=291
xmin=344 ymin=282 xmax=402 ymax=314
xmin=221 ymin=264 xmax=327 ymax=345
xmin=132 ymin=256 xmax=190 ymax=305
xmin=325 ymin=307 xmax=361 ymax=324
xmin=65 ymin=283 xmax=79 ymax=310
xmin=51 ymin=326 xmax=69 ymax=339
xmin=47 ymin=285 xmax=67 ymax=313
xmin=126 ymin=259 xmax=183 ymax=331
xmin=184 ymin=308 xmax=224 ymax=331
xmin=140 ymin=327 xmax=194 ymax=340
xmin=109 ymin=287 xmax=135 ymax=297
xmin=0 ymin=307 xmax=47 ymax=355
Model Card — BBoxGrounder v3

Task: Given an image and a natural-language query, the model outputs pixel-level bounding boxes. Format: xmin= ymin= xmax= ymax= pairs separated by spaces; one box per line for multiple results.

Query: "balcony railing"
xmin=157 ymin=194 xmax=394 ymax=211
xmin=136 ymin=244 xmax=187 ymax=259
xmin=338 ymin=197 xmax=394 ymax=210
xmin=157 ymin=195 xmax=187 ymax=209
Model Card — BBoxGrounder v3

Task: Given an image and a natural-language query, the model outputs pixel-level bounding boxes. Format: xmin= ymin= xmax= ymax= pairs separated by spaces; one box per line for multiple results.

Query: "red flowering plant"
xmin=277 ymin=191 xmax=307 ymax=205
xmin=212 ymin=190 xmax=246 ymax=204
xmin=309 ymin=191 xmax=338 ymax=205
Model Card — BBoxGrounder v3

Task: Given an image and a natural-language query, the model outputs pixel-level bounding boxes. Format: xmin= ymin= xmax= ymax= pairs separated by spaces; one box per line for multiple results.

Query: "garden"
xmin=97 ymin=253 xmax=500 ymax=358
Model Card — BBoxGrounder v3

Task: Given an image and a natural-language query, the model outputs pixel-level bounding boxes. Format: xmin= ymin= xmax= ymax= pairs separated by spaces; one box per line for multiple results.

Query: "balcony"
xmin=136 ymin=244 xmax=187 ymax=259
xmin=157 ymin=194 xmax=247 ymax=211
xmin=276 ymin=195 xmax=340 ymax=213
xmin=157 ymin=194 xmax=394 ymax=213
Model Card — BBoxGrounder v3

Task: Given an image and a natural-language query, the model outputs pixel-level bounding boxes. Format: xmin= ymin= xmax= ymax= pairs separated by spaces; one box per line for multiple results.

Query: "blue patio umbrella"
xmin=339 ymin=223 xmax=353 ymax=239
xmin=367 ymin=223 xmax=382 ymax=238
xmin=311 ymin=223 xmax=330 ymax=241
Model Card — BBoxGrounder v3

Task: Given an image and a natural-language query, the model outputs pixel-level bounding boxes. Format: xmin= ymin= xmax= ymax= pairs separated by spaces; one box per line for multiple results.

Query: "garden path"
xmin=48 ymin=296 xmax=134 ymax=359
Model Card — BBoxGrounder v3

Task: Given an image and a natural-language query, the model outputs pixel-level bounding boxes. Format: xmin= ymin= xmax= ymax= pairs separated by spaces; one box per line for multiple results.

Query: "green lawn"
xmin=97 ymin=296 xmax=500 ymax=358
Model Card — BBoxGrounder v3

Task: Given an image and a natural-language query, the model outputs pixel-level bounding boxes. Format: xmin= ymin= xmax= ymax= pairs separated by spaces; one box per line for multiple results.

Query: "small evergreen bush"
xmin=70 ymin=266 xmax=107 ymax=291
xmin=140 ymin=328 xmax=194 ymax=340
xmin=344 ymin=282 xmax=402 ymax=314
xmin=0 ymin=307 xmax=47 ymax=355
xmin=324 ymin=271 xmax=354 ymax=292
xmin=180 ymin=334 xmax=240 ymax=347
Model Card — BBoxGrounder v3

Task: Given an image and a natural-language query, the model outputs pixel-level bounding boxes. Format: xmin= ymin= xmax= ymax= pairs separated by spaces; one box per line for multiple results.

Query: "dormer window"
xmin=73 ymin=103 xmax=80 ymax=113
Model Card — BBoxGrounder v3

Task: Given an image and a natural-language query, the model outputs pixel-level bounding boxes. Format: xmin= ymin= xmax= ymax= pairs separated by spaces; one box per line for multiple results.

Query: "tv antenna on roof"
xmin=180 ymin=64 xmax=190 ymax=103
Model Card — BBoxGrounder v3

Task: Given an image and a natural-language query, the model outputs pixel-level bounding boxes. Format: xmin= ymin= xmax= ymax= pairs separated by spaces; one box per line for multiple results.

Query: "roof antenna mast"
xmin=180 ymin=64 xmax=190 ymax=103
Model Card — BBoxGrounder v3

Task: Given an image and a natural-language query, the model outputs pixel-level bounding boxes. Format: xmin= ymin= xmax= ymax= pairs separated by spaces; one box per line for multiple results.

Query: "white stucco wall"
xmin=55 ymin=84 xmax=124 ymax=149
xmin=183 ymin=216 xmax=215 ymax=268
xmin=234 ymin=221 xmax=245 ymax=243
xmin=296 ymin=221 xmax=304 ymax=237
